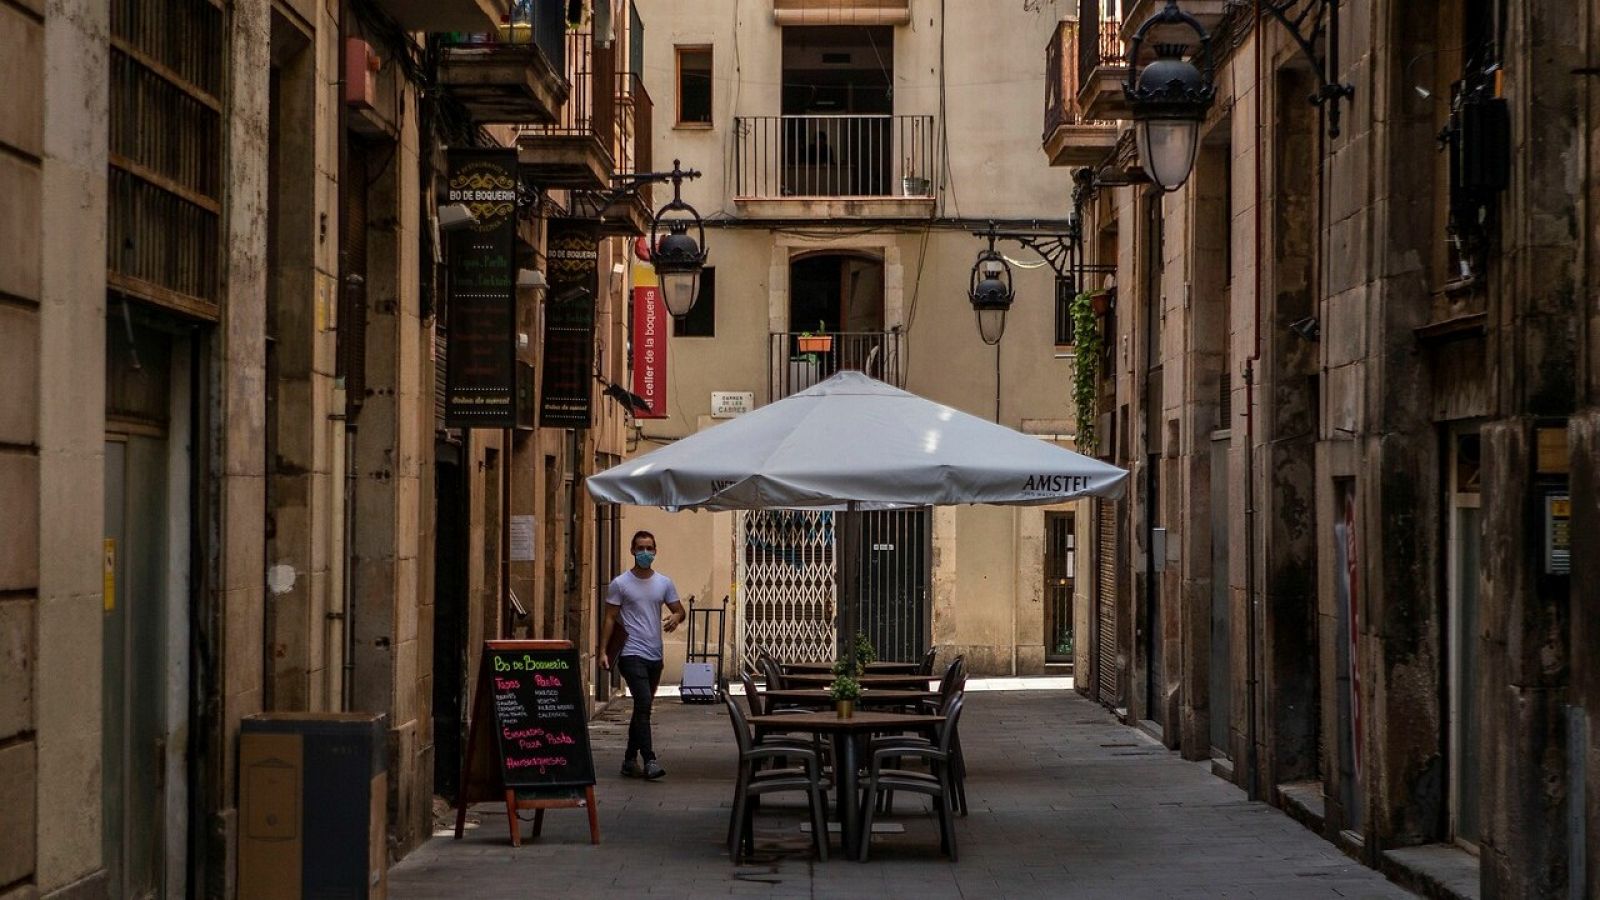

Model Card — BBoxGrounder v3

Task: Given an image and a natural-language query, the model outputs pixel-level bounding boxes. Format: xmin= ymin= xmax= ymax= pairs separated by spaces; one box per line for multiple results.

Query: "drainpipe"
xmin=336 ymin=8 xmax=356 ymax=708
xmin=1243 ymin=0 xmax=1264 ymax=803
xmin=342 ymin=419 xmax=357 ymax=710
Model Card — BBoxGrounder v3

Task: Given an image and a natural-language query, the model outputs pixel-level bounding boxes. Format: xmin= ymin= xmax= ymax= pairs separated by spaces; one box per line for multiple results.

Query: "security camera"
xmin=436 ymin=202 xmax=478 ymax=232
xmin=1289 ymin=316 xmax=1321 ymax=342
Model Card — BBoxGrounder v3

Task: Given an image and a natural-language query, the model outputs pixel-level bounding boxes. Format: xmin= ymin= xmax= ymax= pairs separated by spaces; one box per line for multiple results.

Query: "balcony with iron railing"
xmin=733 ymin=114 xmax=936 ymax=219
xmin=512 ymin=27 xmax=615 ymax=189
xmin=437 ymin=0 xmax=567 ymax=124
xmin=1076 ymin=0 xmax=1130 ymax=122
xmin=769 ymin=331 xmax=904 ymax=400
xmin=577 ymin=70 xmax=655 ymax=235
xmin=1043 ymin=19 xmax=1119 ymax=168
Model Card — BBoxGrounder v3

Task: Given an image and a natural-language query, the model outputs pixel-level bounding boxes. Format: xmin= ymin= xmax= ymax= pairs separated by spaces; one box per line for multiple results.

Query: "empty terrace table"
xmin=745 ymin=710 xmax=945 ymax=859
xmin=762 ymin=688 xmax=938 ymax=710
xmin=781 ymin=672 xmax=937 ymax=689
xmin=783 ymin=660 xmax=924 ymax=675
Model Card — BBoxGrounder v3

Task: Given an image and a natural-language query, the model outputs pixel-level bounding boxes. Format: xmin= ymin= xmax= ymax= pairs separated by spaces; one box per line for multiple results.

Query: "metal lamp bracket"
xmin=973 ymin=221 xmax=1076 ymax=280
xmin=1260 ymin=0 xmax=1356 ymax=137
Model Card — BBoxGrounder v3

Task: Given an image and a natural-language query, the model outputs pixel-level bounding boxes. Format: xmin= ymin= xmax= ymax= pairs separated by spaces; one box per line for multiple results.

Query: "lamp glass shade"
xmin=975 ymin=307 xmax=1007 ymax=345
xmin=661 ymin=269 xmax=700 ymax=317
xmin=1137 ymin=117 xmax=1201 ymax=192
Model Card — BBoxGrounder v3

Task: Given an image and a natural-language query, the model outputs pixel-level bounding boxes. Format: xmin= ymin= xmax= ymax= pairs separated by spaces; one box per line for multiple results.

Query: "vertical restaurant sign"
xmin=539 ymin=219 xmax=599 ymax=428
xmin=630 ymin=261 xmax=668 ymax=418
xmin=444 ymin=149 xmax=519 ymax=428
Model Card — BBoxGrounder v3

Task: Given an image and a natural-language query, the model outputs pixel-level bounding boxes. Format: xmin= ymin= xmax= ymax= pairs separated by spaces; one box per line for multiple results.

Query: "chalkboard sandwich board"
xmin=454 ymin=640 xmax=600 ymax=846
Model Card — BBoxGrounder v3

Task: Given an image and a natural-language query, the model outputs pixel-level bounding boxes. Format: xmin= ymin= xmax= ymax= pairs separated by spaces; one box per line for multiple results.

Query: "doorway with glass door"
xmin=103 ymin=306 xmax=195 ymax=897
xmin=1044 ymin=512 xmax=1075 ymax=670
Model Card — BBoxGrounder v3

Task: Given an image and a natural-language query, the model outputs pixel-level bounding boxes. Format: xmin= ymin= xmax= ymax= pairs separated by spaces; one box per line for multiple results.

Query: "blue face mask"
xmin=634 ymin=550 xmax=656 ymax=569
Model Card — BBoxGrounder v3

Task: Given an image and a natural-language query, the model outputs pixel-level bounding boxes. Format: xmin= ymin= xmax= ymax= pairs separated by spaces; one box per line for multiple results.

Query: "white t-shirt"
xmin=605 ymin=570 xmax=680 ymax=661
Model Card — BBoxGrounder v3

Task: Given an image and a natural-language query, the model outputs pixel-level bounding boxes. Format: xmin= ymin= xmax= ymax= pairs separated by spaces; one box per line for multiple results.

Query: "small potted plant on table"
xmin=829 ymin=673 xmax=862 ymax=719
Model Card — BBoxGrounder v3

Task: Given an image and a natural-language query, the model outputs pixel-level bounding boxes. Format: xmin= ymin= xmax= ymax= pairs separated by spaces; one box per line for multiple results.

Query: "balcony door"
xmin=780 ymin=26 xmax=892 ymax=115
xmin=777 ymin=26 xmax=893 ymax=195
xmin=785 ymin=253 xmax=887 ymax=391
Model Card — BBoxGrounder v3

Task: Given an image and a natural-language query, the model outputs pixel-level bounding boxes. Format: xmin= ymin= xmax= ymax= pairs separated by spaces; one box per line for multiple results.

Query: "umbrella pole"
xmin=840 ymin=502 xmax=860 ymax=673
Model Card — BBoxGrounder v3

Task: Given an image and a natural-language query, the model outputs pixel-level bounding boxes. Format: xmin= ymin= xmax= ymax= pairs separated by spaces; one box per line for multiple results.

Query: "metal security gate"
xmin=740 ymin=510 xmax=838 ymax=663
xmin=858 ymin=509 xmax=932 ymax=662
xmin=1095 ymin=498 xmax=1120 ymax=704
xmin=1045 ymin=512 xmax=1075 ymax=663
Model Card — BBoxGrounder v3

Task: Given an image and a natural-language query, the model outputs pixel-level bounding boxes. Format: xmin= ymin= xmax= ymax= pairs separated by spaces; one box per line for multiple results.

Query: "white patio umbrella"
xmin=586 ymin=371 xmax=1128 ymax=663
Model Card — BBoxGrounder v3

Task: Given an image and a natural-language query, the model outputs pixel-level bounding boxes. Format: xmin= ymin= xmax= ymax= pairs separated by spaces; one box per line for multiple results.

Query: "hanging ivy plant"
xmin=1070 ymin=290 xmax=1101 ymax=454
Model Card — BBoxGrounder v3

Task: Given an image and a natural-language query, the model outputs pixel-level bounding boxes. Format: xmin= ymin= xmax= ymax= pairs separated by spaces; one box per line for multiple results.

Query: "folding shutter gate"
xmin=1096 ymin=498 xmax=1119 ymax=705
xmin=740 ymin=510 xmax=838 ymax=664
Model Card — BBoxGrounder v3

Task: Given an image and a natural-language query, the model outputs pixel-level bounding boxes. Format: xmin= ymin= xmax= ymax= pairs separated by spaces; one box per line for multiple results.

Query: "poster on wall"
xmin=539 ymin=219 xmax=599 ymax=428
xmin=443 ymin=148 xmax=519 ymax=429
xmin=630 ymin=279 xmax=668 ymax=419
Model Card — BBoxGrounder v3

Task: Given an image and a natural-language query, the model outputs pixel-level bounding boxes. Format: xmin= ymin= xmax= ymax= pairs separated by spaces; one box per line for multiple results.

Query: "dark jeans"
xmin=618 ymin=654 xmax=664 ymax=761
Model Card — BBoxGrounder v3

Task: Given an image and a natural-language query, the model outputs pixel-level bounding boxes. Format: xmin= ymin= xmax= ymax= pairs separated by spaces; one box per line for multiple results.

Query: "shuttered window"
xmin=108 ymin=0 xmax=224 ymax=317
xmin=1096 ymin=497 xmax=1119 ymax=705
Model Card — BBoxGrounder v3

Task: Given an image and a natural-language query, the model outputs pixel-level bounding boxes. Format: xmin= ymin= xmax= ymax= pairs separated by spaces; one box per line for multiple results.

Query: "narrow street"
xmin=392 ymin=687 xmax=1413 ymax=899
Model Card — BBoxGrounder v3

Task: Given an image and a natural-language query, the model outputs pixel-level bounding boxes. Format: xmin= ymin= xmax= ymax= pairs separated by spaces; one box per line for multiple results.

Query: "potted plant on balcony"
xmin=901 ymin=158 xmax=930 ymax=197
xmin=796 ymin=324 xmax=833 ymax=355
xmin=828 ymin=673 xmax=862 ymax=719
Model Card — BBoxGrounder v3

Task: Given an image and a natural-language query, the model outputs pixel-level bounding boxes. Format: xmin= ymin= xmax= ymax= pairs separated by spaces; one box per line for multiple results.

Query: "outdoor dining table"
xmin=781 ymin=672 xmax=937 ymax=689
xmin=782 ymin=660 xmax=924 ymax=675
xmin=763 ymin=688 xmax=938 ymax=709
xmin=746 ymin=710 xmax=945 ymax=859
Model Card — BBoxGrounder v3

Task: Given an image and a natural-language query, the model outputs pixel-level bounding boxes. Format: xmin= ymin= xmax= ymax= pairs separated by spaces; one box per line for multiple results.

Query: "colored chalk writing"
xmin=483 ymin=645 xmax=595 ymax=789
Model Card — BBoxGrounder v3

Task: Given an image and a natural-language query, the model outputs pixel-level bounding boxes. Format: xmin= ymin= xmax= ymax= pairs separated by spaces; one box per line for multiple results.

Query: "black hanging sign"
xmin=539 ymin=219 xmax=599 ymax=428
xmin=444 ymin=149 xmax=519 ymax=429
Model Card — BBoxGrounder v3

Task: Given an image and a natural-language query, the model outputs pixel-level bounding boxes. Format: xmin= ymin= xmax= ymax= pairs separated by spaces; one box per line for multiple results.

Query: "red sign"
xmin=631 ymin=285 xmax=668 ymax=418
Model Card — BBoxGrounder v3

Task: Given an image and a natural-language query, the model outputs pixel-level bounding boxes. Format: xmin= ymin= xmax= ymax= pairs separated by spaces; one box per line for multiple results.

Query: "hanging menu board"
xmin=443 ymin=148 xmax=520 ymax=428
xmin=486 ymin=644 xmax=594 ymax=788
xmin=454 ymin=640 xmax=600 ymax=845
xmin=539 ymin=219 xmax=599 ymax=428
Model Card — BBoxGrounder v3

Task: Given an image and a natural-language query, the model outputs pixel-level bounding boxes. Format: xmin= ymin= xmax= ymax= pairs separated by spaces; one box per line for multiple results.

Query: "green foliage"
xmin=1070 ymin=291 xmax=1102 ymax=454
xmin=831 ymin=657 xmax=858 ymax=677
xmin=853 ymin=632 xmax=878 ymax=666
xmin=828 ymin=674 xmax=862 ymax=701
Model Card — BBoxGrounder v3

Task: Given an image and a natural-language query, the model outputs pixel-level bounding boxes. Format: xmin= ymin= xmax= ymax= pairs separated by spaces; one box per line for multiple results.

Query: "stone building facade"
xmin=1 ymin=0 xmax=641 ymax=895
xmin=626 ymin=0 xmax=1088 ymax=678
xmin=1047 ymin=1 xmax=1596 ymax=896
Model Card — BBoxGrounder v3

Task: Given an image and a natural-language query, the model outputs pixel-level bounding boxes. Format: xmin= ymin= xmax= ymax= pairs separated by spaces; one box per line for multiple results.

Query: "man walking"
xmin=599 ymin=530 xmax=686 ymax=779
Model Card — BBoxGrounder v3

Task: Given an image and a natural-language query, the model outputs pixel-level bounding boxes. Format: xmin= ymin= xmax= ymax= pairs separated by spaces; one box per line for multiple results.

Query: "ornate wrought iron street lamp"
xmin=647 ymin=160 xmax=708 ymax=318
xmin=969 ymin=227 xmax=1015 ymax=346
xmin=1123 ymin=0 xmax=1215 ymax=192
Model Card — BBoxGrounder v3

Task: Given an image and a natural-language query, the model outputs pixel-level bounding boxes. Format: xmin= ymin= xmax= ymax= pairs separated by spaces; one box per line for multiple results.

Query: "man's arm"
xmin=663 ymin=600 xmax=687 ymax=633
xmin=598 ymin=603 xmax=621 ymax=669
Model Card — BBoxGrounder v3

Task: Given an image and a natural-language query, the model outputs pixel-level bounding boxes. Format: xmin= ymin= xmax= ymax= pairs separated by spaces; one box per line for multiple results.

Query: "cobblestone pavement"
xmin=391 ymin=686 xmax=1414 ymax=899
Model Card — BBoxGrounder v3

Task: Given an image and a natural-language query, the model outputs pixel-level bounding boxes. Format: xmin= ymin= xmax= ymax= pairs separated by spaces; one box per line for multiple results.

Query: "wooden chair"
xmin=722 ymin=694 xmax=830 ymax=863
xmin=859 ymin=693 xmax=966 ymax=862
